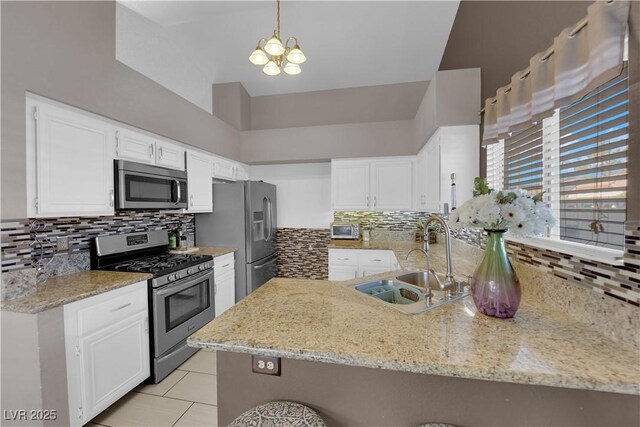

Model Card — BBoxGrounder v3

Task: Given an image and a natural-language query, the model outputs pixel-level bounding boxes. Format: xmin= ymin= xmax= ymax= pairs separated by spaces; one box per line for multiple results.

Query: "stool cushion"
xmin=229 ymin=401 xmax=326 ymax=427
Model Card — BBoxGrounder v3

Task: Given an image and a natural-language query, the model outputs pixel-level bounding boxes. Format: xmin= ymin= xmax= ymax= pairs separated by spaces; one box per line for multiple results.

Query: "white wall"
xmin=249 ymin=163 xmax=332 ymax=229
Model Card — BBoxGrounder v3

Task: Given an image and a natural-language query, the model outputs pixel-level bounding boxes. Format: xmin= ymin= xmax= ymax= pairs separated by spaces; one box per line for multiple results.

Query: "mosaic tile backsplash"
xmin=333 ymin=211 xmax=640 ymax=307
xmin=333 ymin=211 xmax=428 ymax=231
xmin=1 ymin=211 xmax=195 ymax=274
xmin=276 ymin=228 xmax=330 ymax=280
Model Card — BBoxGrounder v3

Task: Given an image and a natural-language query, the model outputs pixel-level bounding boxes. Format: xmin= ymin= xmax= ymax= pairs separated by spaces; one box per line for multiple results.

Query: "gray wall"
xmin=413 ymin=68 xmax=481 ymax=151
xmin=249 ymin=81 xmax=428 ymax=130
xmin=1 ymin=1 xmax=240 ymax=220
xmin=217 ymin=351 xmax=640 ymax=427
xmin=240 ymin=120 xmax=414 ymax=164
xmin=212 ymin=82 xmax=251 ymax=131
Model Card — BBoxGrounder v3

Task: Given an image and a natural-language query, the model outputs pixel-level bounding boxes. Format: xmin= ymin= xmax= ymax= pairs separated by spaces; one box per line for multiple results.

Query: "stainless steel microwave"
xmin=330 ymin=223 xmax=360 ymax=240
xmin=115 ymin=160 xmax=188 ymax=210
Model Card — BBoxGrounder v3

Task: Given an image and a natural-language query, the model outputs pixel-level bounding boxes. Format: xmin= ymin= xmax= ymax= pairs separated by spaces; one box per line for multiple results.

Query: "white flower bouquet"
xmin=448 ymin=178 xmax=556 ymax=237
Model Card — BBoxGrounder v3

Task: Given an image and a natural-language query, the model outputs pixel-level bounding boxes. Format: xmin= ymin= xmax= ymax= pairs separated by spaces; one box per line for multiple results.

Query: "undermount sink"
xmin=350 ymin=271 xmax=470 ymax=315
xmin=355 ymin=280 xmax=425 ymax=305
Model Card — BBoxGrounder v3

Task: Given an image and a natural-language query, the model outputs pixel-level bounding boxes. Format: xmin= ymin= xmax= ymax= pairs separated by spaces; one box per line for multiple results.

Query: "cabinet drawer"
xmin=75 ymin=282 xmax=148 ymax=337
xmin=214 ymin=253 xmax=235 ymax=278
xmin=358 ymin=250 xmax=392 ymax=267
xmin=329 ymin=249 xmax=358 ymax=266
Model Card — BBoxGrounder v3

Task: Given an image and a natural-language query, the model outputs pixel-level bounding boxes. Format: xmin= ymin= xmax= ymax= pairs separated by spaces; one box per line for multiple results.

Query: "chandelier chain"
xmin=276 ymin=0 xmax=281 ymax=37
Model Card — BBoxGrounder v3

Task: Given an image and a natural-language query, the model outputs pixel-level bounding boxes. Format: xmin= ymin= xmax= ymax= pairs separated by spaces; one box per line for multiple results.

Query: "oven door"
xmin=152 ymin=268 xmax=215 ymax=356
xmin=116 ymin=160 xmax=188 ymax=210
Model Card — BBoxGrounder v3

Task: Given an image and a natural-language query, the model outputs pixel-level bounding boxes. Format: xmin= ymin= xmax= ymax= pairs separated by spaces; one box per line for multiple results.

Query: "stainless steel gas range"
xmin=91 ymin=230 xmax=215 ymax=383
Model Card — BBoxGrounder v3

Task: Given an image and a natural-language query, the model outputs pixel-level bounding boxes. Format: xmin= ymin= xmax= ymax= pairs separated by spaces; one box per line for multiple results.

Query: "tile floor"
xmin=89 ymin=349 xmax=218 ymax=427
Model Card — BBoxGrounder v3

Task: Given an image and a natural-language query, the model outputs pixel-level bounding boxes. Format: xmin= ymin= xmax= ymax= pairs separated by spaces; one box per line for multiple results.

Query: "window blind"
xmin=504 ymin=122 xmax=544 ymax=195
xmin=486 ymin=140 xmax=504 ymax=191
xmin=555 ymin=66 xmax=628 ymax=249
xmin=488 ymin=64 xmax=629 ymax=251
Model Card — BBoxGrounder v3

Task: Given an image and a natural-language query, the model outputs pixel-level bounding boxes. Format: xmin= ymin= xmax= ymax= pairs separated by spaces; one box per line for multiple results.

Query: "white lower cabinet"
xmin=214 ymin=253 xmax=236 ymax=316
xmin=328 ymin=249 xmax=399 ymax=280
xmin=64 ymin=281 xmax=149 ymax=426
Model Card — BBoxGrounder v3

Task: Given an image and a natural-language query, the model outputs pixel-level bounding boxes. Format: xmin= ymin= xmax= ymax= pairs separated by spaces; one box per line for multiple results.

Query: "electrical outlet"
xmin=252 ymin=355 xmax=281 ymax=376
xmin=56 ymin=236 xmax=69 ymax=252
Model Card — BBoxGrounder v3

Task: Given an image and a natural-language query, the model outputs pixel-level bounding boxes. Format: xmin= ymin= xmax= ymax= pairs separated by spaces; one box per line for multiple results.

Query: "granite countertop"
xmin=190 ymin=240 xmax=640 ymax=395
xmin=1 ymin=271 xmax=152 ymax=314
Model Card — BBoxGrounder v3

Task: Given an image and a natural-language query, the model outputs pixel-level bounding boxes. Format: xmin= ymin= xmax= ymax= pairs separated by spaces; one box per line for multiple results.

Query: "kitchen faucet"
xmin=406 ymin=214 xmax=455 ymax=292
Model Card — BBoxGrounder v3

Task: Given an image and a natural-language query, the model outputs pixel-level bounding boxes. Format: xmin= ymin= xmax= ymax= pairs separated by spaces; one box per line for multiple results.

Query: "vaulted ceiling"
xmin=116 ymin=1 xmax=460 ymax=113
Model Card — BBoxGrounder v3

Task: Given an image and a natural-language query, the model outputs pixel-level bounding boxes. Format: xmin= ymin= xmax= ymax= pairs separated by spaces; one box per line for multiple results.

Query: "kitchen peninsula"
xmin=188 ymin=239 xmax=640 ymax=427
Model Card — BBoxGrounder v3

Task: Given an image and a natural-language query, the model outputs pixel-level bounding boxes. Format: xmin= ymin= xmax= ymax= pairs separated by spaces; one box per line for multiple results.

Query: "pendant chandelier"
xmin=248 ymin=0 xmax=306 ymax=76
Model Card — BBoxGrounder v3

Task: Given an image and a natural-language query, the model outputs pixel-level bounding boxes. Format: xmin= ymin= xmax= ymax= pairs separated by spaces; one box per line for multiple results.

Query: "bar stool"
xmin=228 ymin=401 xmax=326 ymax=427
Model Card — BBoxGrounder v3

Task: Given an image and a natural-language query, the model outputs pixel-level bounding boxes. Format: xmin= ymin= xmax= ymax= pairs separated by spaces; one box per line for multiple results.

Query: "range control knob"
xmin=187 ymin=268 xmax=194 ymax=275
xmin=198 ymin=264 xmax=205 ymax=271
xmin=168 ymin=274 xmax=175 ymax=282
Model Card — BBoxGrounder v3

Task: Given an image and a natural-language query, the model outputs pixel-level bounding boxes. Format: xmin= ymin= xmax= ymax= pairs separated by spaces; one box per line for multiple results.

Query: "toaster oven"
xmin=330 ymin=223 xmax=360 ymax=240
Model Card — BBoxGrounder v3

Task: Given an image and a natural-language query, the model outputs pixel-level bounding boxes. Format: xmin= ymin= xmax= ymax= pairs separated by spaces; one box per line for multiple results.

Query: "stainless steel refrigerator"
xmin=195 ymin=181 xmax=277 ymax=302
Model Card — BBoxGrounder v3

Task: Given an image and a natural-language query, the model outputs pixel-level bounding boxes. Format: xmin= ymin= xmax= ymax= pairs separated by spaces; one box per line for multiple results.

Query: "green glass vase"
xmin=471 ymin=230 xmax=521 ymax=318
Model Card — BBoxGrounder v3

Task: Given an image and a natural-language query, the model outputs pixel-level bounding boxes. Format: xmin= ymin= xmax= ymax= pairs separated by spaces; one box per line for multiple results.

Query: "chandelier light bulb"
xmin=286 ymin=45 xmax=306 ymax=64
xmin=264 ymin=34 xmax=285 ymax=56
xmin=249 ymin=47 xmax=269 ymax=65
xmin=262 ymin=60 xmax=281 ymax=76
xmin=283 ymin=62 xmax=301 ymax=75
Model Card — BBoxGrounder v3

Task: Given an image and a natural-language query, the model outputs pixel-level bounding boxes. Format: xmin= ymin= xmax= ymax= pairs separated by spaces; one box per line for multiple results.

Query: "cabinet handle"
xmin=149 ymin=144 xmax=154 ymax=158
xmin=373 ymin=259 xmax=382 ymax=262
xmin=110 ymin=302 xmax=131 ymax=312
xmin=221 ymin=263 xmax=231 ymax=268
xmin=190 ymin=194 xmax=194 ymax=207
xmin=366 ymin=196 xmax=370 ymax=207
xmin=374 ymin=196 xmax=377 ymax=207
xmin=159 ymin=147 xmax=164 ymax=160
xmin=109 ymin=189 xmax=114 ymax=207
xmin=337 ymin=258 xmax=350 ymax=261
xmin=115 ymin=130 xmax=120 ymax=156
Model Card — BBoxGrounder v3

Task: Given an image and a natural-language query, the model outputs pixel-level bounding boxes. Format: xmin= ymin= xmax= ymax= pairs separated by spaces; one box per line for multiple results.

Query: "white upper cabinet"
xmin=155 ymin=140 xmax=185 ymax=171
xmin=332 ymin=158 xmax=413 ymax=211
xmin=418 ymin=126 xmax=479 ymax=213
xmin=115 ymin=128 xmax=156 ymax=164
xmin=423 ymin=134 xmax=441 ymax=212
xmin=186 ymin=150 xmax=213 ymax=213
xmin=212 ymin=157 xmax=236 ymax=181
xmin=116 ymin=128 xmax=185 ymax=171
xmin=28 ymin=100 xmax=115 ymax=217
xmin=332 ymin=160 xmax=371 ymax=210
xmin=370 ymin=159 xmax=413 ymax=210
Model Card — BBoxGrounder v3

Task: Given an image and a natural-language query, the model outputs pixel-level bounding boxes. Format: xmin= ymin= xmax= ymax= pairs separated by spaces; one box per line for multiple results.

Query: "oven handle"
xmin=155 ymin=269 xmax=213 ymax=297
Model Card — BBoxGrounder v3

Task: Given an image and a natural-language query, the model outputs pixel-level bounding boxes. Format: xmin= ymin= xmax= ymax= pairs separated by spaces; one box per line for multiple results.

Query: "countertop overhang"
xmin=189 ymin=241 xmax=640 ymax=396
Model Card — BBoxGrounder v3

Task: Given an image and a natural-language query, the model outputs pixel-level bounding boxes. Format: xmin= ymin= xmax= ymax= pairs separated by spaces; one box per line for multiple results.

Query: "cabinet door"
xmin=79 ymin=312 xmax=149 ymax=422
xmin=439 ymin=126 xmax=480 ymax=210
xmin=370 ymin=159 xmax=414 ymax=211
xmin=424 ymin=137 xmax=441 ymax=212
xmin=416 ymin=148 xmax=429 ymax=211
xmin=212 ymin=158 xmax=236 ymax=181
xmin=34 ymin=102 xmax=114 ymax=217
xmin=187 ymin=151 xmax=213 ymax=212
xmin=328 ymin=266 xmax=359 ymax=281
xmin=115 ymin=128 xmax=155 ymax=164
xmin=156 ymin=140 xmax=185 ymax=171
xmin=215 ymin=270 xmax=236 ymax=316
xmin=331 ymin=160 xmax=371 ymax=210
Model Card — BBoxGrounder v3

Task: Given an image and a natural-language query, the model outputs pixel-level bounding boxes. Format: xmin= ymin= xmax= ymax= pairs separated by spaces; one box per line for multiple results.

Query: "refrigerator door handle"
xmin=252 ymin=255 xmax=277 ymax=270
xmin=264 ymin=197 xmax=273 ymax=241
